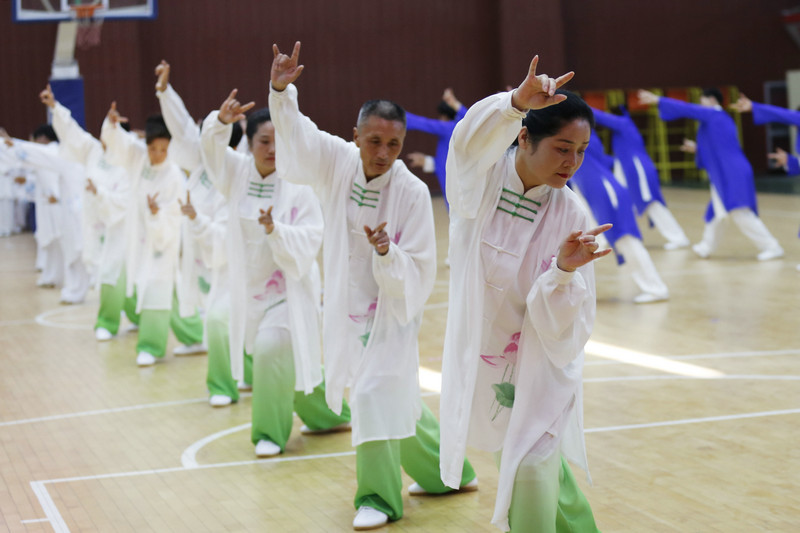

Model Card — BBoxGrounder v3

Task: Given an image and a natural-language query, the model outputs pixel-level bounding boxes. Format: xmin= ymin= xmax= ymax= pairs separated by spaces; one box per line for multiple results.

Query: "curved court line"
xmin=34 ymin=307 xmax=92 ymax=330
xmin=182 ymin=423 xmax=252 ymax=468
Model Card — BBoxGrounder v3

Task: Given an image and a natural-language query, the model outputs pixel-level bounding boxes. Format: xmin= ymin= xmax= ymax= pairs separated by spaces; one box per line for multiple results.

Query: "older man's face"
xmin=353 ymin=116 xmax=406 ymax=180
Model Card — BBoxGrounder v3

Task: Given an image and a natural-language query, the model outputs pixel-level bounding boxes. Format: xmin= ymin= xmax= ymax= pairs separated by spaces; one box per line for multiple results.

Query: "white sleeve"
xmin=200 ymin=111 xmax=248 ymax=198
xmin=156 ymin=84 xmax=202 ymax=171
xmin=265 ymin=186 xmax=324 ymax=281
xmin=446 ymin=91 xmax=526 ymax=218
xmin=51 ymin=102 xmax=102 ymax=165
xmin=100 ymin=118 xmax=146 ymax=172
xmin=268 ymin=83 xmax=353 ymax=187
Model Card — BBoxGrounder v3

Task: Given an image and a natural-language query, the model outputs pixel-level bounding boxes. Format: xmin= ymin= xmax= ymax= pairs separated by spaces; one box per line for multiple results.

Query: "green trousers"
xmin=507 ymin=453 xmax=600 ymax=533
xmin=354 ymin=402 xmax=477 ymax=521
xmin=94 ymin=270 xmax=139 ymax=334
xmin=136 ymin=290 xmax=204 ymax=357
xmin=250 ymin=327 xmax=350 ymax=450
xmin=205 ymin=300 xmax=252 ymax=401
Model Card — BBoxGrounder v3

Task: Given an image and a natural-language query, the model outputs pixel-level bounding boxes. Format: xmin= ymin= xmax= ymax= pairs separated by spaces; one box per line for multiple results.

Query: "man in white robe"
xmin=269 ymin=42 xmax=476 ymax=531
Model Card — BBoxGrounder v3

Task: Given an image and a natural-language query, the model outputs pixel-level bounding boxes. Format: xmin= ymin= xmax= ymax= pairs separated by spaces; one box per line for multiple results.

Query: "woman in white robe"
xmin=439 ymin=58 xmax=607 ymax=532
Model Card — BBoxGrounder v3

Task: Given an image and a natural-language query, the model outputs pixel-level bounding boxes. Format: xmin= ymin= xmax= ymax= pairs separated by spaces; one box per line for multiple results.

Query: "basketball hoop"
xmin=70 ymin=3 xmax=103 ymax=50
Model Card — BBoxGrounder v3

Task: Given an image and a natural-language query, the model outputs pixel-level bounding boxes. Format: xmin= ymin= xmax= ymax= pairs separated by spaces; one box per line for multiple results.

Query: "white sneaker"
xmin=757 ymin=247 xmax=784 ymax=261
xmin=126 ymin=324 xmax=139 ymax=332
xmin=95 ymin=327 xmax=113 ymax=341
xmin=136 ymin=351 xmax=157 ymax=366
xmin=173 ymin=343 xmax=207 ymax=356
xmin=409 ymin=477 xmax=478 ymax=495
xmin=633 ymin=292 xmax=669 ymax=304
xmin=209 ymin=395 xmax=233 ymax=407
xmin=353 ymin=506 xmax=388 ymax=530
xmin=300 ymin=421 xmax=351 ymax=435
xmin=663 ymin=240 xmax=689 ymax=251
xmin=692 ymin=242 xmax=711 ymax=259
xmin=254 ymin=439 xmax=281 ymax=457
xmin=237 ymin=380 xmax=252 ymax=392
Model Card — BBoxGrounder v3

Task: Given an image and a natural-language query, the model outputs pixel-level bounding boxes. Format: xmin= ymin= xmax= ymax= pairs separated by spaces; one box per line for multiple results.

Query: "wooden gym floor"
xmin=0 ymin=187 xmax=798 ymax=532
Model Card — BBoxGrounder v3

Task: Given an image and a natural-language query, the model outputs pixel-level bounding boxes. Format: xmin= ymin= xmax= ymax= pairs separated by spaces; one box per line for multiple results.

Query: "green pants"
xmin=169 ymin=291 xmax=204 ymax=346
xmin=94 ymin=270 xmax=139 ymax=334
xmin=354 ymin=402 xmax=477 ymax=521
xmin=507 ymin=454 xmax=600 ymax=533
xmin=250 ymin=327 xmax=350 ymax=450
xmin=205 ymin=299 xmax=252 ymax=400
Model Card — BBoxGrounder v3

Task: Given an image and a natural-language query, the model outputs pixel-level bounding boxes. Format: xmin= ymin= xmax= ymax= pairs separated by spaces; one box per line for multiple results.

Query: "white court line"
xmin=182 ymin=423 xmax=251 ymax=468
xmin=586 ymin=374 xmax=800 ymax=383
xmin=0 ymin=318 xmax=36 ymax=327
xmin=20 ymin=518 xmax=50 ymax=523
xmin=35 ymin=307 xmax=92 ymax=330
xmin=585 ymin=340 xmax=724 ymax=378
xmin=585 ymin=407 xmax=800 ymax=433
xmin=586 ymin=347 xmax=800 ymax=366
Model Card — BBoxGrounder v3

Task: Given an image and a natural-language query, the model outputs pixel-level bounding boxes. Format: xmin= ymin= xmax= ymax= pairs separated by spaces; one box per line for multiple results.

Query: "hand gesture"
xmin=731 ymin=94 xmax=752 ymax=113
xmin=146 ymin=192 xmax=159 ymax=215
xmin=443 ymin=88 xmax=463 ymax=111
xmin=510 ymin=55 xmax=574 ymax=112
xmin=217 ymin=89 xmax=255 ymax=125
xmin=155 ymin=60 xmax=170 ymax=93
xmin=556 ymin=224 xmax=613 ymax=272
xmin=680 ymin=138 xmax=697 ymax=154
xmin=637 ymin=90 xmax=659 ymax=106
xmin=106 ymin=101 xmax=129 ymax=126
xmin=271 ymin=41 xmax=304 ymax=92
xmin=364 ymin=222 xmax=390 ymax=256
xmin=85 ymin=178 xmax=97 ymax=195
xmin=178 ymin=190 xmax=196 ymax=220
xmin=768 ymin=147 xmax=789 ymax=169
xmin=406 ymin=152 xmax=427 ymax=169
xmin=39 ymin=84 xmax=56 ymax=109
xmin=14 ymin=176 xmax=26 ymax=185
xmin=48 ymin=195 xmax=58 ymax=204
xmin=0 ymin=128 xmax=12 ymax=147
xmin=259 ymin=206 xmax=275 ymax=234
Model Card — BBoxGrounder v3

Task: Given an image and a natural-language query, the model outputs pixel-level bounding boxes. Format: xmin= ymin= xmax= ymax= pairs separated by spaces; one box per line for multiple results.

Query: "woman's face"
xmin=249 ymin=121 xmax=277 ymax=177
xmin=514 ymin=118 xmax=591 ymax=190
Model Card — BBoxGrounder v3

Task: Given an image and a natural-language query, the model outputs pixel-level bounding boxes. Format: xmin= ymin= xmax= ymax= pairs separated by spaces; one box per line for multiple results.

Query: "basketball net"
xmin=70 ymin=3 xmax=103 ymax=50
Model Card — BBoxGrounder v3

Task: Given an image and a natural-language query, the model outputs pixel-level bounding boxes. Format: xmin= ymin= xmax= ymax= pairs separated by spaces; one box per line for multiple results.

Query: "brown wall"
xmin=3 ymin=0 xmax=800 ymax=177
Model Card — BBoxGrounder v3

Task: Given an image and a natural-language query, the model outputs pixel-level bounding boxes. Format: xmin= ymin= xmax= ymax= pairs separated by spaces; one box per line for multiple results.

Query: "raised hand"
xmin=0 ymin=127 xmax=12 ymax=147
xmin=48 ymin=195 xmax=58 ymax=204
xmin=259 ymin=206 xmax=274 ymax=234
xmin=155 ymin=60 xmax=170 ymax=93
xmin=510 ymin=55 xmax=574 ymax=112
xmin=271 ymin=41 xmax=304 ymax=92
xmin=217 ymin=89 xmax=255 ymax=125
xmin=731 ymin=94 xmax=753 ymax=113
xmin=768 ymin=147 xmax=789 ymax=169
xmin=443 ymin=88 xmax=463 ymax=112
xmin=406 ymin=152 xmax=427 ymax=169
xmin=39 ymin=84 xmax=56 ymax=108
xmin=680 ymin=138 xmax=697 ymax=154
xmin=364 ymin=222 xmax=390 ymax=256
xmin=177 ymin=190 xmax=196 ymax=220
xmin=637 ymin=89 xmax=659 ymax=106
xmin=556 ymin=224 xmax=613 ymax=272
xmin=85 ymin=178 xmax=97 ymax=195
xmin=146 ymin=192 xmax=159 ymax=215
xmin=106 ymin=101 xmax=129 ymax=126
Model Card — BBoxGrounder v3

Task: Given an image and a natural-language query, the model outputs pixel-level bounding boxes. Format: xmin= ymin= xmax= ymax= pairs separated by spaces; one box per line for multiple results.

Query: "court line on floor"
xmin=34 ymin=306 xmax=92 ymax=330
xmin=586 ymin=347 xmax=800 ymax=366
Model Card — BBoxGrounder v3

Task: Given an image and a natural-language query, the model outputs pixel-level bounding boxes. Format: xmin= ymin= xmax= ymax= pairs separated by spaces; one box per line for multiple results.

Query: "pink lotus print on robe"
xmin=349 ymin=298 xmax=378 ymax=347
xmin=480 ymin=331 xmax=520 ymax=420
xmin=254 ymin=270 xmax=286 ymax=301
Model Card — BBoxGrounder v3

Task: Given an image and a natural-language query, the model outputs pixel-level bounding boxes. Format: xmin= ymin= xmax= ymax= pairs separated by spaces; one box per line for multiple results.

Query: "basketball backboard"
xmin=12 ymin=0 xmax=157 ymax=23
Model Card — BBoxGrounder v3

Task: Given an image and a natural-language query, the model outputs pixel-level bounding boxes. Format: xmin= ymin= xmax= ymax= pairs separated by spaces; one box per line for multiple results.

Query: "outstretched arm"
xmin=44 ymin=84 xmax=102 ymax=164
xmin=155 ymin=60 xmax=202 ymax=171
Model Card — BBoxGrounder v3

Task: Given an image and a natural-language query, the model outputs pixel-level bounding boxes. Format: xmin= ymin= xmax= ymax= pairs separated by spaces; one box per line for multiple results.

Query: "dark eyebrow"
xmin=555 ymin=138 xmax=590 ymax=145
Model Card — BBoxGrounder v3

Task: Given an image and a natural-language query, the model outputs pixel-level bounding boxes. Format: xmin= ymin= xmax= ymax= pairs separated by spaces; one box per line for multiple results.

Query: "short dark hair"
xmin=145 ymin=115 xmax=171 ymax=145
xmin=516 ymin=89 xmax=595 ymax=147
xmin=246 ymin=108 xmax=272 ymax=141
xmin=437 ymin=101 xmax=457 ymax=120
xmin=32 ymin=124 xmax=58 ymax=142
xmin=229 ymin=120 xmax=243 ymax=148
xmin=357 ymin=100 xmax=406 ymax=129
xmin=702 ymin=88 xmax=724 ymax=106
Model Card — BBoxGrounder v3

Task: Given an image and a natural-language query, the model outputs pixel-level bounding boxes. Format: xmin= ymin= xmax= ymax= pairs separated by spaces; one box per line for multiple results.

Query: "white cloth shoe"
xmin=254 ymin=439 xmax=281 ymax=457
xmin=663 ymin=239 xmax=690 ymax=251
xmin=757 ymin=247 xmax=784 ymax=261
xmin=94 ymin=327 xmax=113 ymax=341
xmin=300 ymin=421 xmax=351 ymax=435
xmin=237 ymin=380 xmax=252 ymax=391
xmin=136 ymin=351 xmax=157 ymax=366
xmin=173 ymin=343 xmax=207 ymax=355
xmin=633 ymin=292 xmax=669 ymax=304
xmin=692 ymin=242 xmax=711 ymax=259
xmin=408 ymin=477 xmax=478 ymax=495
xmin=353 ymin=506 xmax=388 ymax=530
xmin=126 ymin=324 xmax=139 ymax=332
xmin=209 ymin=395 xmax=232 ymax=407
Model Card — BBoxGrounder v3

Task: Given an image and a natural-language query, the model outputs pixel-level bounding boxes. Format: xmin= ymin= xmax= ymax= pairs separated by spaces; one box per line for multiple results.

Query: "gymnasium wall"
xmin=2 ymin=0 xmax=799 ymax=177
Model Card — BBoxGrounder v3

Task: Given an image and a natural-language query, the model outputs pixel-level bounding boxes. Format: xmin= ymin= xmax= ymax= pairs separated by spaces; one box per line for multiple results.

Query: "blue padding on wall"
xmin=49 ymin=78 xmax=86 ymax=129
